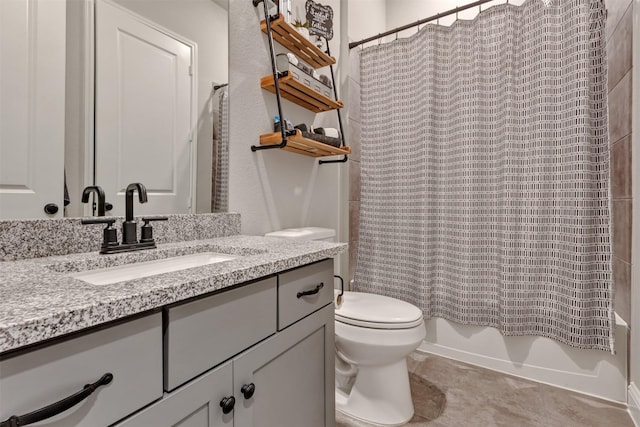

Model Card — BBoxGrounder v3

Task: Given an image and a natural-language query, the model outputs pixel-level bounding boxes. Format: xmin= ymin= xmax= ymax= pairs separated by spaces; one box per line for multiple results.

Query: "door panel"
xmin=95 ymin=0 xmax=193 ymax=216
xmin=233 ymin=305 xmax=335 ymax=427
xmin=0 ymin=0 xmax=65 ymax=218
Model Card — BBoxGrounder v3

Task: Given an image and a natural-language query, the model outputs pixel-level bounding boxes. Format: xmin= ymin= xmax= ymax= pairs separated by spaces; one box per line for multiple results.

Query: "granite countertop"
xmin=0 ymin=235 xmax=347 ymax=354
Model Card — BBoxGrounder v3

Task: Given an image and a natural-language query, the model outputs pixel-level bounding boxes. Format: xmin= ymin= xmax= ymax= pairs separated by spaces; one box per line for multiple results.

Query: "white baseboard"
xmin=629 ymin=383 xmax=640 ymax=427
xmin=419 ymin=315 xmax=628 ymax=403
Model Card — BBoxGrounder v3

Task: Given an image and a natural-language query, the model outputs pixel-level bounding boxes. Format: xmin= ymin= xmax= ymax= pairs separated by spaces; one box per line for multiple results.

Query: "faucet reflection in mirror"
xmin=81 ymin=186 xmax=107 ymax=216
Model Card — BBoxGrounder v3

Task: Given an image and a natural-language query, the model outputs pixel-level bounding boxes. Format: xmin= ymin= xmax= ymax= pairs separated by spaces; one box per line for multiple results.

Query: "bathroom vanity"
xmin=0 ymin=217 xmax=344 ymax=427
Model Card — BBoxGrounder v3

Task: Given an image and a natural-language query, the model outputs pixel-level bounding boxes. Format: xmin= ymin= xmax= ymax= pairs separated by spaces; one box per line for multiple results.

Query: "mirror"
xmin=1 ymin=0 xmax=228 ymax=219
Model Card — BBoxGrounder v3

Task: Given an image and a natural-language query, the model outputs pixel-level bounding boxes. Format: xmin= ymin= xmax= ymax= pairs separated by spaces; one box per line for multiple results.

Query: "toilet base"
xmin=335 ymin=358 xmax=414 ymax=426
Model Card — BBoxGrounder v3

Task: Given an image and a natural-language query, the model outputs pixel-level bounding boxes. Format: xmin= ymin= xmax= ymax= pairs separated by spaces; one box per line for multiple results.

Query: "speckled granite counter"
xmin=0 ymin=235 xmax=346 ymax=354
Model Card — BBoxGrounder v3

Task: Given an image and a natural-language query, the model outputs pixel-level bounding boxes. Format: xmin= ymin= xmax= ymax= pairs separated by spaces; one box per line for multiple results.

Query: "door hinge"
xmin=189 ymin=65 xmax=193 ymax=76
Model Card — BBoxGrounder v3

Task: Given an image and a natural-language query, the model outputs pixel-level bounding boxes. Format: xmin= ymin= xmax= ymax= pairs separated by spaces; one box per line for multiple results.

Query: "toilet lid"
xmin=335 ymin=292 xmax=424 ymax=329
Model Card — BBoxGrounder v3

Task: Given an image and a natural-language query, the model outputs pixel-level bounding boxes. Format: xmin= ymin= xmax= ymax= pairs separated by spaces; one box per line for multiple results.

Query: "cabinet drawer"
xmin=165 ymin=277 xmax=277 ymax=391
xmin=278 ymin=259 xmax=334 ymax=330
xmin=0 ymin=313 xmax=163 ymax=427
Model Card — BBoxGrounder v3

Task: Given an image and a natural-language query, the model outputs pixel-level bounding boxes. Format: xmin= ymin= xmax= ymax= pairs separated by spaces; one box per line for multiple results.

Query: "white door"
xmin=0 ymin=0 xmax=66 ymax=219
xmin=95 ymin=0 xmax=194 ymax=216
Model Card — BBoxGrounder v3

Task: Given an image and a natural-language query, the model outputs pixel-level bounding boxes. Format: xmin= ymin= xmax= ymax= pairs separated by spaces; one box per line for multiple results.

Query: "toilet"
xmin=265 ymin=227 xmax=426 ymax=426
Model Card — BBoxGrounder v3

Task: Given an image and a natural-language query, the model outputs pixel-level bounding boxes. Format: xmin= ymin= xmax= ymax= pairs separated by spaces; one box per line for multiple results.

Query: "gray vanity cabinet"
xmin=233 ymin=304 xmax=335 ymax=427
xmin=120 ymin=259 xmax=336 ymax=427
xmin=120 ymin=304 xmax=335 ymax=427
xmin=1 ymin=259 xmax=336 ymax=427
xmin=231 ymin=259 xmax=335 ymax=427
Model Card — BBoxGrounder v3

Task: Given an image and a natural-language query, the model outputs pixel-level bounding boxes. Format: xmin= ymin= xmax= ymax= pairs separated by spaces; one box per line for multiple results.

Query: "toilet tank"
xmin=265 ymin=227 xmax=336 ymax=242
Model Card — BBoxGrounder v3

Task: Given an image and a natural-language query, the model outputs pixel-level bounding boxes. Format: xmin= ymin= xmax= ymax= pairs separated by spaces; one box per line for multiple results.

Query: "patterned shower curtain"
xmin=354 ymin=0 xmax=614 ymax=351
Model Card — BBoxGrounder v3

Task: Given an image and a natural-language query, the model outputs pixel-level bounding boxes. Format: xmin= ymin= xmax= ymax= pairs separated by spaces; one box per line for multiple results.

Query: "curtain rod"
xmin=349 ymin=0 xmax=497 ymax=50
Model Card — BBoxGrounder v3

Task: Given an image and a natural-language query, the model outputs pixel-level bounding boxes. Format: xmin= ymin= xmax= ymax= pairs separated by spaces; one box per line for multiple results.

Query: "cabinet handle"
xmin=0 ymin=373 xmax=113 ymax=427
xmin=241 ymin=383 xmax=256 ymax=399
xmin=219 ymin=396 xmax=235 ymax=414
xmin=296 ymin=282 xmax=324 ymax=299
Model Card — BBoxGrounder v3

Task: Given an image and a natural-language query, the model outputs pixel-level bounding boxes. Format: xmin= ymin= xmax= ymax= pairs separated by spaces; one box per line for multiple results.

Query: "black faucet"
xmin=81 ymin=186 xmax=106 ymax=216
xmin=122 ymin=183 xmax=148 ymax=244
xmin=81 ymin=182 xmax=166 ymax=254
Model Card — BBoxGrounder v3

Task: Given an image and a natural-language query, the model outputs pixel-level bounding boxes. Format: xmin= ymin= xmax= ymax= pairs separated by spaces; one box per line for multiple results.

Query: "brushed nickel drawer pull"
xmin=296 ymin=282 xmax=324 ymax=298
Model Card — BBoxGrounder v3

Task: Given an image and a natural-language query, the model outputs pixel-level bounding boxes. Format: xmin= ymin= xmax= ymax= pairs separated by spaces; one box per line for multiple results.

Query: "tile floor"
xmin=336 ymin=352 xmax=635 ymax=427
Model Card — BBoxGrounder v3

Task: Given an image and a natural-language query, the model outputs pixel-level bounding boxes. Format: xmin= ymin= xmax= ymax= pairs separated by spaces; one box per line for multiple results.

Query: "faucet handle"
xmin=81 ymin=218 xmax=119 ymax=250
xmin=140 ymin=216 xmax=168 ymax=244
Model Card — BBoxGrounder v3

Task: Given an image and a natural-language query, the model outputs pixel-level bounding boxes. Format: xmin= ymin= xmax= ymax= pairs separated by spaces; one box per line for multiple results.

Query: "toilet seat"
xmin=335 ymin=315 xmax=424 ymax=329
xmin=335 ymin=292 xmax=424 ymax=330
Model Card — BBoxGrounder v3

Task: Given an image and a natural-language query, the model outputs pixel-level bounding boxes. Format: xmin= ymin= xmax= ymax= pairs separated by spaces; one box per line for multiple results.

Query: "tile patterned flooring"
xmin=336 ymin=352 xmax=635 ymax=427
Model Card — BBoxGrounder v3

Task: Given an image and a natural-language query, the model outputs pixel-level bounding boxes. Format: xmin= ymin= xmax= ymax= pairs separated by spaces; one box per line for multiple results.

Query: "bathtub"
xmin=419 ymin=313 xmax=628 ymax=403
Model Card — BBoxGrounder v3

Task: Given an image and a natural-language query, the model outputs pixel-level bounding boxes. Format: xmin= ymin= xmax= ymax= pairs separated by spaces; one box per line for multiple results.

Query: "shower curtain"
xmin=212 ymin=87 xmax=229 ymax=212
xmin=354 ymin=0 xmax=614 ymax=351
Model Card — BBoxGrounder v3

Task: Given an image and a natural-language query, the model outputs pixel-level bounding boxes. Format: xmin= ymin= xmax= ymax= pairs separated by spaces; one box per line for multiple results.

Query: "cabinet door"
xmin=233 ymin=304 xmax=335 ymax=427
xmin=115 ymin=361 xmax=233 ymax=427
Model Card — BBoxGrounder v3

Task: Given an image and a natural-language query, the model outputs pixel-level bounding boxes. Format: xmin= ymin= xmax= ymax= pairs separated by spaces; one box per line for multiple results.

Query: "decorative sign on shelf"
xmin=305 ymin=0 xmax=333 ymax=40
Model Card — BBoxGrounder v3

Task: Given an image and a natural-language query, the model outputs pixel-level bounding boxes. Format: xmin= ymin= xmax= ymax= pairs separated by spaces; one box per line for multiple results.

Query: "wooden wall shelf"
xmin=259 ymin=130 xmax=351 ymax=158
xmin=260 ymin=14 xmax=335 ymax=69
xmin=253 ymin=8 xmax=348 ymax=163
xmin=261 ymin=74 xmax=343 ymax=113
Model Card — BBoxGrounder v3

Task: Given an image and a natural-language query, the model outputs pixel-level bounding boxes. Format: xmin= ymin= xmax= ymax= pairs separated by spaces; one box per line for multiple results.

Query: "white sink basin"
xmin=69 ymin=252 xmax=239 ymax=286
